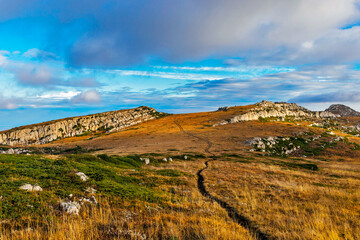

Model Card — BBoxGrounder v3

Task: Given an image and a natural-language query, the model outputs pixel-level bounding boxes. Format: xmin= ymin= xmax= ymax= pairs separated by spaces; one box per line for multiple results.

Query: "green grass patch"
xmin=0 ymin=154 xmax=166 ymax=220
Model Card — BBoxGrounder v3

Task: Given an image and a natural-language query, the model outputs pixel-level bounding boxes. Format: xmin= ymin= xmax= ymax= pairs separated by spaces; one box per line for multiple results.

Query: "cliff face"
xmin=0 ymin=106 xmax=160 ymax=146
xmin=214 ymin=101 xmax=339 ymax=126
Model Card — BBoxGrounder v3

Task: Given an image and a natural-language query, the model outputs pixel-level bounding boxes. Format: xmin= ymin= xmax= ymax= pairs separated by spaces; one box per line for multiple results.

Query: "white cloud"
xmin=0 ymin=54 xmax=7 ymax=67
xmin=71 ymin=90 xmax=101 ymax=104
xmin=37 ymin=91 xmax=81 ymax=100
xmin=23 ymin=48 xmax=58 ymax=60
xmin=110 ymin=70 xmax=225 ymax=81
xmin=11 ymin=63 xmax=56 ymax=86
xmin=155 ymin=65 xmax=294 ymax=73
xmin=0 ymin=94 xmax=19 ymax=110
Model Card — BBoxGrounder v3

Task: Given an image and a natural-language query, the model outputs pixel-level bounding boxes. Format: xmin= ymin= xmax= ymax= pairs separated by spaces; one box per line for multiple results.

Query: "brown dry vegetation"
xmin=204 ymin=155 xmax=359 ymax=240
xmin=1 ymin=106 xmax=360 ymax=239
xmin=43 ymin=105 xmax=310 ymax=155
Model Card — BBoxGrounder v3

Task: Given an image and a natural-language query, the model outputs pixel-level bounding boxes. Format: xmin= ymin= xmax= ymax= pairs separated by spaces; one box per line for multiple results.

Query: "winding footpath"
xmin=174 ymin=120 xmax=272 ymax=240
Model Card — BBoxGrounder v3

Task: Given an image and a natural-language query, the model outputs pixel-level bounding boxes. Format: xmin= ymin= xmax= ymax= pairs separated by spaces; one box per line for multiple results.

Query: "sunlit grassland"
xmin=204 ymin=154 xmax=360 ymax=240
xmin=0 ymin=153 xmax=251 ymax=240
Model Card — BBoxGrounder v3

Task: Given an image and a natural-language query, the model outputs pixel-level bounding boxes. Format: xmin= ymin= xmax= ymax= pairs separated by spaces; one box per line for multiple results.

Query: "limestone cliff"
xmin=0 ymin=106 xmax=162 ymax=146
xmin=214 ymin=101 xmax=339 ymax=126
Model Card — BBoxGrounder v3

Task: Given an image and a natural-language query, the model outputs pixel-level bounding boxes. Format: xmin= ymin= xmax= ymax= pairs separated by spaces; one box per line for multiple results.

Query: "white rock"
xmin=184 ymin=155 xmax=188 ymax=160
xmin=86 ymin=187 xmax=97 ymax=194
xmin=140 ymin=157 xmax=150 ymax=165
xmin=7 ymin=148 xmax=15 ymax=154
xmin=168 ymin=158 xmax=173 ymax=162
xmin=32 ymin=185 xmax=43 ymax=191
xmin=80 ymin=196 xmax=97 ymax=205
xmin=60 ymin=201 xmax=81 ymax=215
xmin=75 ymin=172 xmax=89 ymax=182
xmin=19 ymin=184 xmax=43 ymax=192
xmin=162 ymin=158 xmax=167 ymax=162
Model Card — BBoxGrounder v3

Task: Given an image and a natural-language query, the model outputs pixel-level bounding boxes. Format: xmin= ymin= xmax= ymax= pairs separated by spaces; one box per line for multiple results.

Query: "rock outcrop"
xmin=325 ymin=104 xmax=360 ymax=117
xmin=0 ymin=106 xmax=162 ymax=146
xmin=214 ymin=101 xmax=339 ymax=126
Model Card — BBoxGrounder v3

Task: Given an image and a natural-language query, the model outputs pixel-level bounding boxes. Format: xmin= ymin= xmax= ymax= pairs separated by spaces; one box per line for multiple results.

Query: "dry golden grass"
xmin=41 ymin=105 xmax=311 ymax=156
xmin=204 ymin=155 xmax=360 ymax=240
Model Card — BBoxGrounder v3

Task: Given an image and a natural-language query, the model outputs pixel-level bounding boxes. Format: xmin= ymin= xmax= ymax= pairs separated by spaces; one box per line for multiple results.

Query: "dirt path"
xmin=174 ymin=120 xmax=272 ymax=240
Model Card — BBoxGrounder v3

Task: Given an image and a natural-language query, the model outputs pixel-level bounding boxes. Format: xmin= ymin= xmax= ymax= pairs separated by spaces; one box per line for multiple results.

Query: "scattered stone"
xmin=7 ymin=148 xmax=15 ymax=154
xmin=19 ymin=184 xmax=43 ymax=192
xmin=217 ymin=106 xmax=229 ymax=112
xmin=80 ymin=196 xmax=98 ymax=205
xmin=249 ymin=136 xmax=302 ymax=155
xmin=60 ymin=201 xmax=81 ymax=215
xmin=0 ymin=148 xmax=32 ymax=155
xmin=86 ymin=187 xmax=97 ymax=194
xmin=309 ymin=123 xmax=323 ymax=127
xmin=162 ymin=158 xmax=167 ymax=162
xmin=75 ymin=172 xmax=89 ymax=182
xmin=140 ymin=157 xmax=150 ymax=165
xmin=184 ymin=155 xmax=188 ymax=160
xmin=168 ymin=158 xmax=173 ymax=162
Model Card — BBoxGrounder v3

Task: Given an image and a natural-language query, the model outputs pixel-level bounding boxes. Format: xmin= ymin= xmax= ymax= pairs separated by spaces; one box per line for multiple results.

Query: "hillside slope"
xmin=0 ymin=106 xmax=161 ymax=146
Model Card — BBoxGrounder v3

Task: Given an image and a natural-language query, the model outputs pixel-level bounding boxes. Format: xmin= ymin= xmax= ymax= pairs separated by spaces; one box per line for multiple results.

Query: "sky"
xmin=1 ymin=0 xmax=360 ymax=130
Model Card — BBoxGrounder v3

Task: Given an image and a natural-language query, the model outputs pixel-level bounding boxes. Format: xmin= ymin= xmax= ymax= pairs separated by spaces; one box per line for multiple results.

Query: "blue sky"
xmin=1 ymin=0 xmax=360 ymax=130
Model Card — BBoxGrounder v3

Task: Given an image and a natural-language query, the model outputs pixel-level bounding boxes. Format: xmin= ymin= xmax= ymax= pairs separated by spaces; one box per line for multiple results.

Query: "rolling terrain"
xmin=0 ymin=101 xmax=359 ymax=239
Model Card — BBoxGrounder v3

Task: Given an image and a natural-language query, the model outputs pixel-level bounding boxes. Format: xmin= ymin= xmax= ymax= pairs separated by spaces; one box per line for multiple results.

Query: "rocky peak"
xmin=214 ymin=101 xmax=339 ymax=126
xmin=325 ymin=104 xmax=360 ymax=117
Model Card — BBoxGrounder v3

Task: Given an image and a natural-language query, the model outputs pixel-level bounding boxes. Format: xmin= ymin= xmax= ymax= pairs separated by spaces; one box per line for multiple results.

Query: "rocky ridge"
xmin=325 ymin=104 xmax=360 ymax=117
xmin=214 ymin=101 xmax=339 ymax=126
xmin=0 ymin=106 xmax=161 ymax=146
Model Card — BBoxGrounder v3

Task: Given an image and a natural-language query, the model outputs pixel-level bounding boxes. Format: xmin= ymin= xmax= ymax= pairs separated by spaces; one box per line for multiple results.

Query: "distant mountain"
xmin=325 ymin=104 xmax=360 ymax=117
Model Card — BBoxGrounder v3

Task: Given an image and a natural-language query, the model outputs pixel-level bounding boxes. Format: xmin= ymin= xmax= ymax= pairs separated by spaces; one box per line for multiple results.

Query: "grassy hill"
xmin=0 ymin=104 xmax=359 ymax=239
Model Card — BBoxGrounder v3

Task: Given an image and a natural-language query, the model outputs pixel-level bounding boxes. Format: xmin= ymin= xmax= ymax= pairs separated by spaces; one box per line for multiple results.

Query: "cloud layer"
xmin=1 ymin=0 xmax=359 ymax=67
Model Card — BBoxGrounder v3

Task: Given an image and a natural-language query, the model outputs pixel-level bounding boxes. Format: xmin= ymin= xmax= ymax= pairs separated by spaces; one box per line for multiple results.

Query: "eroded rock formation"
xmin=0 ymin=106 xmax=161 ymax=146
xmin=214 ymin=101 xmax=339 ymax=126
